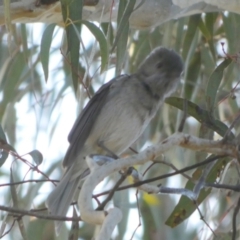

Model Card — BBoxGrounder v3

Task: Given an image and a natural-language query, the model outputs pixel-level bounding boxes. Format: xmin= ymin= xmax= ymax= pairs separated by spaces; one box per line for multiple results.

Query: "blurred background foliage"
xmin=0 ymin=2 xmax=240 ymax=240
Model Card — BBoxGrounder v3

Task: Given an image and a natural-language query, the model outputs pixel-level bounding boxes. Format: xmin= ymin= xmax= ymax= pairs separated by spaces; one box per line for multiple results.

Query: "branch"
xmin=0 ymin=1 xmax=225 ymax=28
xmin=78 ymin=132 xmax=239 ymax=240
xmin=93 ymin=154 xmax=227 ymax=197
xmin=0 ymin=179 xmax=59 ymax=187
xmin=0 ymin=205 xmax=81 ymax=221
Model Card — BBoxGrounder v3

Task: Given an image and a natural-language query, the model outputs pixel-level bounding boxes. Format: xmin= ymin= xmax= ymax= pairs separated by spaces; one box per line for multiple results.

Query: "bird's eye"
xmin=156 ymin=62 xmax=163 ymax=69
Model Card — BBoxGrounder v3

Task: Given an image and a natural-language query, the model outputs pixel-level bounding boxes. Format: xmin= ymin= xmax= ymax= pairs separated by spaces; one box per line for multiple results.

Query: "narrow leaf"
xmin=205 ymin=58 xmax=232 ymax=113
xmin=27 ymin=150 xmax=43 ymax=166
xmin=40 ymin=24 xmax=56 ymax=82
xmin=165 ymin=97 xmax=234 ymax=139
xmin=61 ymin=0 xmax=83 ymax=93
xmin=0 ymin=124 xmax=8 ymax=166
xmin=81 ymin=20 xmax=108 ymax=72
xmin=184 ymin=50 xmax=201 ymax=100
xmin=182 ymin=15 xmax=201 ymax=60
xmin=166 ymin=156 xmax=227 ymax=227
xmin=112 ymin=0 xmax=136 ymax=52
xmin=20 ymin=24 xmax=29 ymax=62
xmin=114 ymin=0 xmax=136 ymax=75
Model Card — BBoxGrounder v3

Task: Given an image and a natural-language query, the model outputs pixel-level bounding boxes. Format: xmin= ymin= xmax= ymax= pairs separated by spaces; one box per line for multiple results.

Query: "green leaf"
xmin=0 ymin=124 xmax=8 ymax=167
xmin=20 ymin=24 xmax=29 ymax=62
xmin=114 ymin=0 xmax=136 ymax=75
xmin=175 ymin=18 xmax=186 ymax=52
xmin=205 ymin=58 xmax=232 ymax=113
xmin=204 ymin=13 xmax=219 ymax=59
xmin=0 ymin=124 xmax=7 ymax=144
xmin=198 ymin=13 xmax=218 ymax=54
xmin=184 ymin=50 xmax=201 ymax=100
xmin=205 ymin=13 xmax=218 ymax=36
xmin=27 ymin=150 xmax=43 ymax=166
xmin=81 ymin=20 xmax=108 ymax=72
xmin=112 ymin=0 xmax=136 ymax=51
xmin=40 ymin=24 xmax=56 ymax=82
xmin=10 ymin=168 xmax=19 ymax=208
xmin=165 ymin=156 xmax=227 ymax=227
xmin=223 ymin=13 xmax=240 ymax=52
xmin=101 ymin=22 xmax=114 ymax=47
xmin=0 ymin=51 xmax=26 ymax=120
xmin=198 ymin=18 xmax=211 ymax=40
xmin=165 ymin=97 xmax=234 ymax=139
xmin=182 ymin=15 xmax=201 ymax=60
xmin=61 ymin=0 xmax=83 ymax=93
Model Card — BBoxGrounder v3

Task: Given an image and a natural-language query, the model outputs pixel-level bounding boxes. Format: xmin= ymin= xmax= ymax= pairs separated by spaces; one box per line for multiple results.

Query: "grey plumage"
xmin=46 ymin=47 xmax=184 ymax=225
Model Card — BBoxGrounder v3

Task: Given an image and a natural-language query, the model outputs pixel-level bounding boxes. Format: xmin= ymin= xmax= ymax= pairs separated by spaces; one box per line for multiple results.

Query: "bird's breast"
xmin=86 ymin=92 xmax=156 ymax=155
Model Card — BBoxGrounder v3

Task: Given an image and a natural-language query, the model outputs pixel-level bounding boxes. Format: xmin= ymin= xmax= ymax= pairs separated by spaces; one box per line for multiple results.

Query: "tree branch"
xmin=0 ymin=1 xmax=226 ymax=28
xmin=78 ymin=131 xmax=239 ymax=240
xmin=0 ymin=205 xmax=81 ymax=221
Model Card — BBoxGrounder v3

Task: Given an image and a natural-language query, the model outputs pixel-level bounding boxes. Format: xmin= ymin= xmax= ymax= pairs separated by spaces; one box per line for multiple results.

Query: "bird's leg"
xmin=98 ymin=141 xmax=130 ymax=175
xmin=97 ymin=141 xmax=119 ymax=159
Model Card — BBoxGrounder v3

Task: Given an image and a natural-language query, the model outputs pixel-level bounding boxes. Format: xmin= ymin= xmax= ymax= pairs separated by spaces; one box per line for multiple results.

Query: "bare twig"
xmin=0 ymin=219 xmax=16 ymax=238
xmin=0 ymin=205 xmax=81 ymax=222
xmin=78 ymin=131 xmax=238 ymax=239
xmin=0 ymin=179 xmax=59 ymax=188
xmin=195 ymin=204 xmax=217 ymax=237
xmin=60 ymin=48 xmax=91 ymax=98
xmin=96 ymin=167 xmax=133 ymax=210
xmin=232 ymin=196 xmax=240 ymax=240
xmin=205 ymin=183 xmax=240 ymax=192
xmin=96 ymin=154 xmax=227 ymax=193
xmin=130 ymin=189 xmax=141 ymax=240
xmin=223 ymin=112 xmax=240 ymax=140
xmin=153 ymin=159 xmax=192 ymax=180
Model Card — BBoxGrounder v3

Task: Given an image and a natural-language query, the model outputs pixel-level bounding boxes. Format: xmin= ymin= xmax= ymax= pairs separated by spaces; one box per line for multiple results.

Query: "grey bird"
xmin=46 ymin=47 xmax=184 ymax=222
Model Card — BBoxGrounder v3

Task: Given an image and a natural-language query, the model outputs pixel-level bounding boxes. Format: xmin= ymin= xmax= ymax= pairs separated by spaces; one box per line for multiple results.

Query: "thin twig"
xmin=96 ymin=167 xmax=133 ymax=210
xmin=94 ymin=155 xmax=227 ymax=196
xmin=223 ymin=112 xmax=240 ymax=140
xmin=0 ymin=179 xmax=59 ymax=188
xmin=205 ymin=183 xmax=240 ymax=192
xmin=60 ymin=48 xmax=91 ymax=98
xmin=0 ymin=219 xmax=16 ymax=238
xmin=153 ymin=159 xmax=192 ymax=180
xmin=232 ymin=196 xmax=240 ymax=240
xmin=130 ymin=189 xmax=141 ymax=240
xmin=0 ymin=205 xmax=81 ymax=222
xmin=195 ymin=203 xmax=217 ymax=237
xmin=142 ymin=162 xmax=157 ymax=176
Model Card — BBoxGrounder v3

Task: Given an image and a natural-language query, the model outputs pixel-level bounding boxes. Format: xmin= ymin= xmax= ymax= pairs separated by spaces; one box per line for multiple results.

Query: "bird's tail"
xmin=46 ymin=167 xmax=81 ymax=233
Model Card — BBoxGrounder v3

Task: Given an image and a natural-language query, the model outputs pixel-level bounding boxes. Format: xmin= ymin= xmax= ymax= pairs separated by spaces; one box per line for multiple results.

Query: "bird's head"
xmin=137 ymin=47 xmax=184 ymax=99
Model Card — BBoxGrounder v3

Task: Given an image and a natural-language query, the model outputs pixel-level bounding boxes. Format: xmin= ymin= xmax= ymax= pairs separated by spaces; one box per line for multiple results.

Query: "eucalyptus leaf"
xmin=81 ymin=20 xmax=108 ymax=72
xmin=0 ymin=123 xmax=8 ymax=166
xmin=61 ymin=0 xmax=83 ymax=93
xmin=166 ymin=156 xmax=227 ymax=227
xmin=165 ymin=97 xmax=234 ymax=139
xmin=40 ymin=24 xmax=56 ymax=82
xmin=182 ymin=15 xmax=201 ymax=60
xmin=26 ymin=150 xmax=43 ymax=166
xmin=205 ymin=58 xmax=232 ymax=113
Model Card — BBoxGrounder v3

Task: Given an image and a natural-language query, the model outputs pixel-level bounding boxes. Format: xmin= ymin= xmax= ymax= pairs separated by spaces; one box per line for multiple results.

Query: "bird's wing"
xmin=63 ymin=74 xmax=128 ymax=168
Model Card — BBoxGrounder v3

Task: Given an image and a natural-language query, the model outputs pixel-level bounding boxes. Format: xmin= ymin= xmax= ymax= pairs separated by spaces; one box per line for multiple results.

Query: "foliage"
xmin=0 ymin=3 xmax=240 ymax=240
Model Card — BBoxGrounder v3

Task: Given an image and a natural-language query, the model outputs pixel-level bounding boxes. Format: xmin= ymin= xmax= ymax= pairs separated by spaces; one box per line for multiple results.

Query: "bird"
xmin=46 ymin=46 xmax=184 ymax=224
